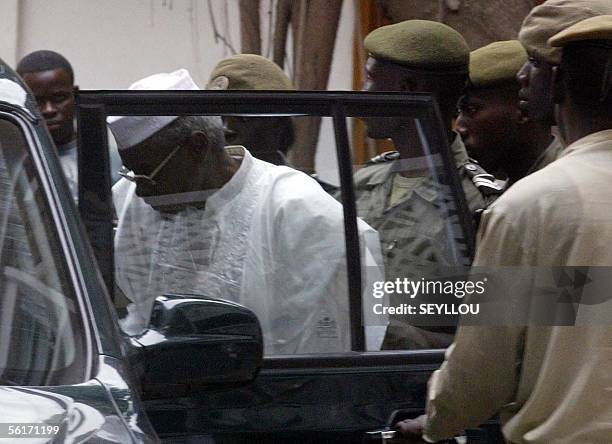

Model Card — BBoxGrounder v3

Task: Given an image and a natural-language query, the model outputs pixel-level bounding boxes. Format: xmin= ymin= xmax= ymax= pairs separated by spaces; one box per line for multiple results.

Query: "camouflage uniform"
xmin=353 ymin=135 xmax=501 ymax=349
xmin=355 ymin=135 xmax=499 ymax=271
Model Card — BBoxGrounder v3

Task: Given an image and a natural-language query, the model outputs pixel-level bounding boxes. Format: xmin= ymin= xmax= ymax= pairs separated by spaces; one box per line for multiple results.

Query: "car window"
xmin=0 ymin=117 xmax=88 ymax=386
xmin=111 ymin=114 xmax=385 ymax=355
xmin=78 ymin=91 xmax=473 ymax=358
xmin=348 ymin=115 xmax=475 ymax=351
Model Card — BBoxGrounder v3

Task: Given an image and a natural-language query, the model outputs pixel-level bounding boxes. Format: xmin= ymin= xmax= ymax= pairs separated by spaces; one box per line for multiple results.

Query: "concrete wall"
xmin=2 ymin=0 xmax=354 ymax=182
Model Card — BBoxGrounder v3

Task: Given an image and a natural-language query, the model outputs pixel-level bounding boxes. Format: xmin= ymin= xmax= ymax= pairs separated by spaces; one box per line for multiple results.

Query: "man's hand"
xmin=393 ymin=414 xmax=427 ymax=442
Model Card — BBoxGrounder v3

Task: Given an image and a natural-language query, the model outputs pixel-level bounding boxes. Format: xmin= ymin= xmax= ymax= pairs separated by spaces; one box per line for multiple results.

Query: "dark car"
xmin=1 ymin=57 xmax=502 ymax=443
xmin=0 ymin=59 xmax=262 ymax=443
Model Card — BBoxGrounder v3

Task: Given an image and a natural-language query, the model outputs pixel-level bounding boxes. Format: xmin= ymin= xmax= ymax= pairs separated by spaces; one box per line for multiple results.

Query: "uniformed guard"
xmin=207 ymin=54 xmax=336 ymax=193
xmin=207 ymin=54 xmax=295 ymax=167
xmin=395 ymin=8 xmax=612 ymax=443
xmin=456 ymin=40 xmax=561 ymax=188
xmin=355 ymin=19 xmax=500 ymax=349
xmin=516 ymin=0 xmax=612 ymax=169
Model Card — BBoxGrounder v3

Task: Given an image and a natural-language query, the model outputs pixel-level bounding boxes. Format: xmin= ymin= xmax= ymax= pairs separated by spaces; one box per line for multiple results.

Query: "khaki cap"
xmin=469 ymin=40 xmax=527 ymax=88
xmin=549 ymin=15 xmax=612 ymax=47
xmin=518 ymin=0 xmax=612 ymax=64
xmin=207 ymin=54 xmax=294 ymax=91
xmin=364 ymin=20 xmax=469 ymax=72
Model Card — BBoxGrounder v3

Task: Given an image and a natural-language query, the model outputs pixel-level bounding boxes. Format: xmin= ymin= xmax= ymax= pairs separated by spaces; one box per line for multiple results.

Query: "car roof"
xmin=0 ymin=58 xmax=41 ymax=119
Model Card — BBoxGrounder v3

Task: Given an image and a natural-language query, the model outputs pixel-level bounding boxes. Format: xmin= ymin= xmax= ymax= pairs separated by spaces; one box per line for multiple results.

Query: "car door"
xmin=76 ymin=90 xmax=501 ymax=443
xmin=2 ymin=60 xmax=267 ymax=444
xmin=0 ymin=87 xmax=158 ymax=443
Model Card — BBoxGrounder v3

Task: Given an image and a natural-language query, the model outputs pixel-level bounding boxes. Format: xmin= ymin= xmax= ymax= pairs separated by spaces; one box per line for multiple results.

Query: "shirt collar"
xmin=205 ymin=145 xmax=254 ymax=211
xmin=558 ymin=129 xmax=612 ymax=159
xmin=411 ymin=176 xmax=440 ymax=203
xmin=364 ymin=132 xmax=466 ymax=188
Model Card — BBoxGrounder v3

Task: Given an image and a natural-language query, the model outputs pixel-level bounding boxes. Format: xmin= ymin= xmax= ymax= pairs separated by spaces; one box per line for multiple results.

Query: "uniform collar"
xmin=363 ymin=161 xmax=395 ymax=187
xmin=558 ymin=129 xmax=612 ymax=159
xmin=449 ymin=132 xmax=470 ymax=166
xmin=363 ymin=164 xmax=442 ymax=207
xmin=411 ymin=177 xmax=440 ymax=203
xmin=363 ymin=132 xmax=466 ymax=188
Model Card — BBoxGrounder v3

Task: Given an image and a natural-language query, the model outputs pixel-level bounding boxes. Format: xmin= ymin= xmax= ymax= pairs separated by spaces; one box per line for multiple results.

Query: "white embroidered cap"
xmin=108 ymin=69 xmax=199 ymax=150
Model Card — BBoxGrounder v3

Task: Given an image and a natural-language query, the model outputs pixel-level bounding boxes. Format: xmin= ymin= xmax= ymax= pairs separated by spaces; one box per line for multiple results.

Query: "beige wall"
xmin=4 ymin=0 xmax=355 ymax=182
xmin=13 ymin=0 xmax=242 ymax=88
xmin=0 ymin=0 xmax=20 ymax=67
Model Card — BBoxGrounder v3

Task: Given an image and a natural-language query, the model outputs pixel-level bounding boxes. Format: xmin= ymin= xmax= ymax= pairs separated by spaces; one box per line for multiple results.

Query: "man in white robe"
xmin=111 ymin=69 xmax=385 ymax=354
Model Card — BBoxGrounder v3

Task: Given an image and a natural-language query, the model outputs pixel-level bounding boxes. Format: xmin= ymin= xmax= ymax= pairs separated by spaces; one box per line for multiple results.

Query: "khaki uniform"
xmin=353 ymin=136 xmax=499 ymax=349
xmin=423 ymin=130 xmax=612 ymax=443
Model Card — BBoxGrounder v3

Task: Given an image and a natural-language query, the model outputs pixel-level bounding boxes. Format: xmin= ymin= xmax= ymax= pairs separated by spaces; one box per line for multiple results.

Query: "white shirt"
xmin=56 ymin=129 xmax=122 ymax=202
xmin=114 ymin=146 xmax=385 ymax=354
xmin=57 ymin=140 xmax=78 ymax=201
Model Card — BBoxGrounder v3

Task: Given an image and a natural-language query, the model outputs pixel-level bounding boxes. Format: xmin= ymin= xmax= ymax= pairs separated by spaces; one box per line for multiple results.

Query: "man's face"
xmin=455 ymin=87 xmax=521 ymax=174
xmin=516 ymin=55 xmax=556 ymax=124
xmin=362 ymin=57 xmax=405 ymax=139
xmin=119 ymin=142 xmax=190 ymax=199
xmin=21 ymin=68 xmax=76 ymax=146
xmin=223 ymin=116 xmax=287 ymax=164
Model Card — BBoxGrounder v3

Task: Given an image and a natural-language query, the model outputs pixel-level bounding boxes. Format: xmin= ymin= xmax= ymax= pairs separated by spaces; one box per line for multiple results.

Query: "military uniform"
xmin=467 ymin=40 xmax=557 ymax=190
xmin=420 ymin=10 xmax=612 ymax=443
xmin=355 ymin=134 xmax=498 ymax=272
xmin=354 ymin=135 xmax=501 ymax=349
xmin=358 ymin=20 xmax=505 ymax=349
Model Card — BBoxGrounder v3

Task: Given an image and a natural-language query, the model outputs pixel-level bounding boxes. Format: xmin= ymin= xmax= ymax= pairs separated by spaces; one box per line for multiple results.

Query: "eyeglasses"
xmin=118 ymin=144 xmax=182 ymax=187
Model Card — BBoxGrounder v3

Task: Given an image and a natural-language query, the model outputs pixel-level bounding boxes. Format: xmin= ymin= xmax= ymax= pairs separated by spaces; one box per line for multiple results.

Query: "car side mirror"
xmin=132 ymin=294 xmax=263 ymax=399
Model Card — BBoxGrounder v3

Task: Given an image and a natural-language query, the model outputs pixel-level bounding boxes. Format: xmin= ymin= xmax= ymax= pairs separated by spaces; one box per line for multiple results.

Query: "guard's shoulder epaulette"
xmin=463 ymin=159 xmax=504 ymax=197
xmin=366 ymin=150 xmax=400 ymax=165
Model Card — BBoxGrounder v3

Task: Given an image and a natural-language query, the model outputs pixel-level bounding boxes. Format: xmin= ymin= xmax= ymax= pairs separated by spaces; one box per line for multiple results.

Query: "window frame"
xmin=0 ymin=109 xmax=95 ymax=384
xmin=76 ymin=90 xmax=476 ymax=354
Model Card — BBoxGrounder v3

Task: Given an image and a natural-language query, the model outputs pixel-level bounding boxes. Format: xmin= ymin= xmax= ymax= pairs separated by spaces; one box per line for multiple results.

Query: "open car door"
xmin=76 ymin=90 xmax=502 ymax=443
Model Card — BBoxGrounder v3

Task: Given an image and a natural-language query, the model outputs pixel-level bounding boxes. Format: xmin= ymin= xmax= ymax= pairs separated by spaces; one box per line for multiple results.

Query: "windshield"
xmin=0 ymin=117 xmax=88 ymax=386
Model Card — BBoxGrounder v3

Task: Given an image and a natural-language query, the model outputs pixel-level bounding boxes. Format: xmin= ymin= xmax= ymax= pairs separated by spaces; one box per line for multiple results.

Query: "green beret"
xmin=207 ymin=54 xmax=294 ymax=91
xmin=364 ymin=20 xmax=469 ymax=72
xmin=549 ymin=15 xmax=612 ymax=47
xmin=469 ymin=40 xmax=527 ymax=89
xmin=518 ymin=0 xmax=612 ymax=64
